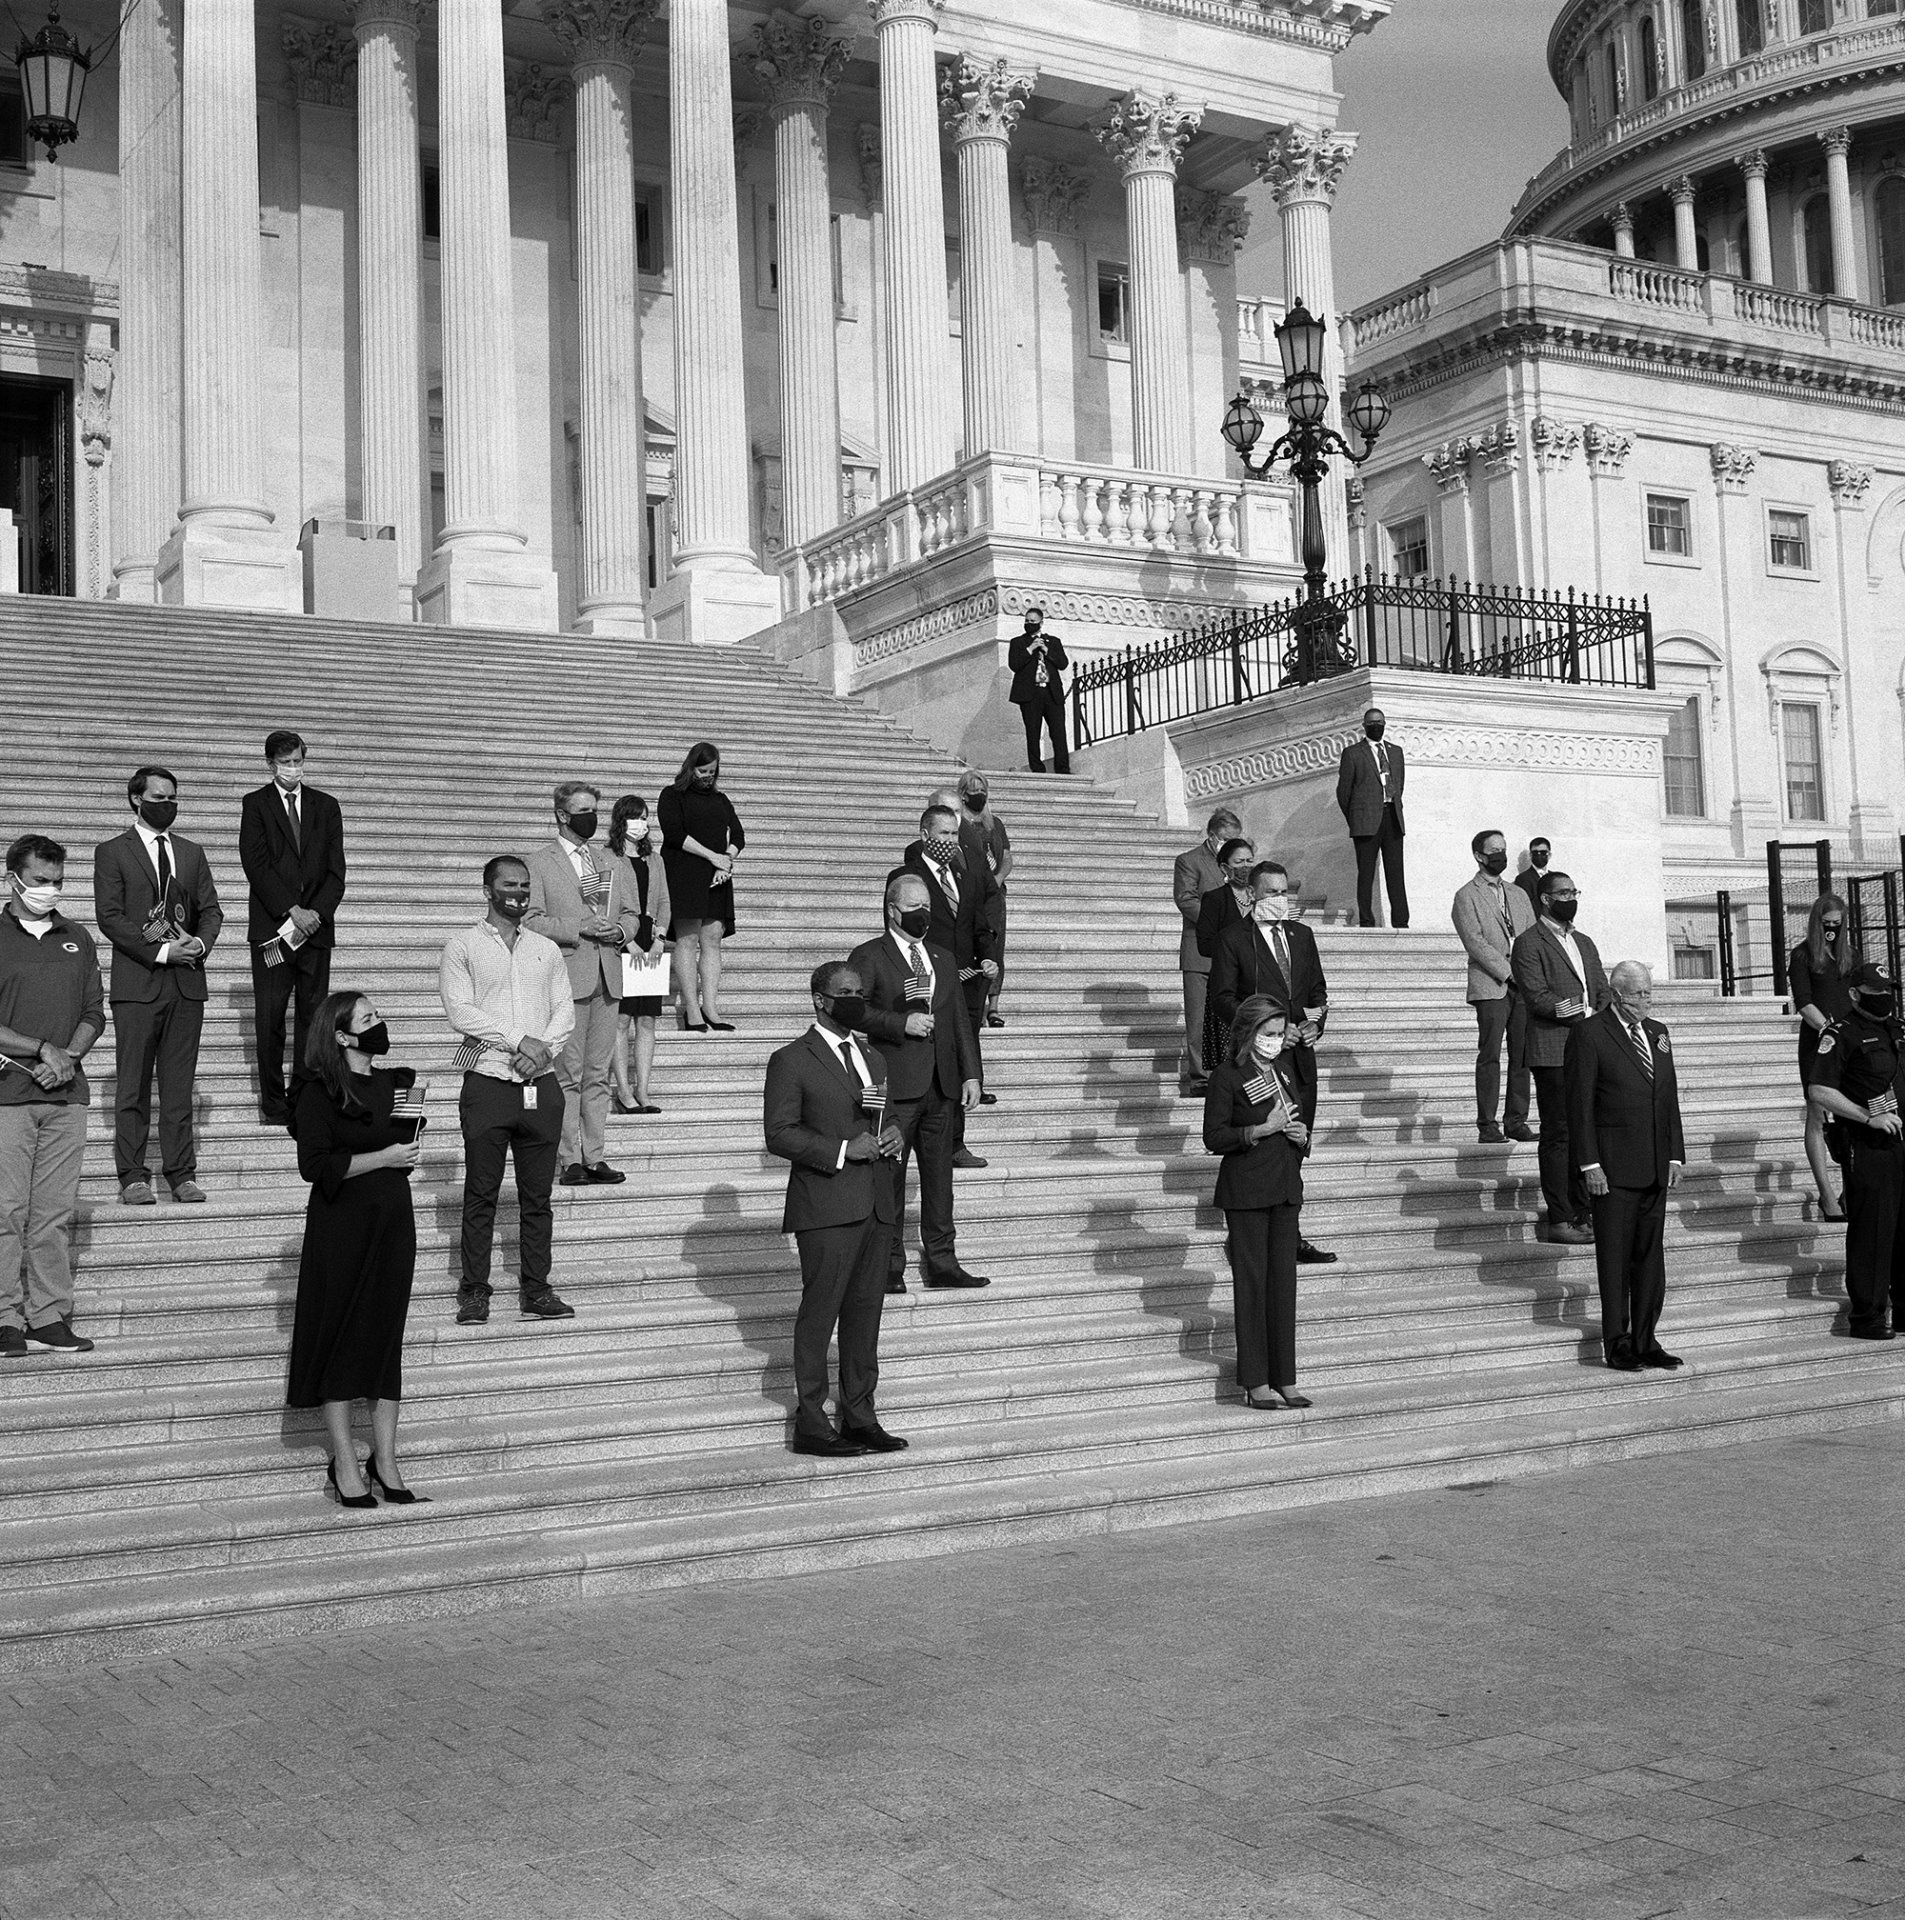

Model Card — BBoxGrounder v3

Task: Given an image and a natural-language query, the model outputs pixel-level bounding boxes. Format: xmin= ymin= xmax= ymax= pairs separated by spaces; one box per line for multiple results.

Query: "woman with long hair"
xmin=956 ymin=768 xmax=1012 ymax=1027
xmin=1203 ymin=995 xmax=1313 ymax=1411
xmin=607 ymin=793 xmax=670 ymax=1114
xmin=1791 ymin=891 xmax=1855 ymax=1219
xmin=287 ymin=990 xmax=424 ymax=1508
xmin=657 ymin=741 xmax=746 ymax=1032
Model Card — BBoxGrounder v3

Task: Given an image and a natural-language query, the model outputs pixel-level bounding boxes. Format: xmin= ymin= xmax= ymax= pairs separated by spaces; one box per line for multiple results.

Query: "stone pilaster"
xmin=870 ymin=0 xmax=950 ymax=494
xmin=110 ymin=0 xmax=181 ymax=602
xmin=1739 ymin=151 xmax=1771 ymax=282
xmin=551 ymin=0 xmax=658 ymax=633
xmin=349 ymin=1 xmax=428 ymax=589
xmin=751 ymin=14 xmax=850 ymax=550
xmin=414 ymin=0 xmax=559 ymax=628
xmin=1177 ymin=187 xmax=1250 ymax=481
xmin=942 ymin=55 xmax=1035 ymax=459
xmin=157 ymin=0 xmax=300 ymax=609
xmin=1821 ymin=127 xmax=1857 ymax=299
xmin=1095 ymin=91 xmax=1203 ymax=475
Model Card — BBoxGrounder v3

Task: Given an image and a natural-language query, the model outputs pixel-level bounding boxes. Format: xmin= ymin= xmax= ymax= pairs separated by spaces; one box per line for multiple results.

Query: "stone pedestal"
xmin=649 ymin=561 xmax=784 ymax=648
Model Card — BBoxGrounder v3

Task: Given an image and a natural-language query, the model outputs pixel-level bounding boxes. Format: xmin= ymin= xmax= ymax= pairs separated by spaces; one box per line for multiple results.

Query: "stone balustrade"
xmin=1236 ymin=296 xmax=1283 ymax=364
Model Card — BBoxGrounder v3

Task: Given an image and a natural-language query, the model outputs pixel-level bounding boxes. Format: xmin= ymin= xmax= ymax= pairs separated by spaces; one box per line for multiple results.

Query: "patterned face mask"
xmin=923 ymin=835 xmax=961 ymax=865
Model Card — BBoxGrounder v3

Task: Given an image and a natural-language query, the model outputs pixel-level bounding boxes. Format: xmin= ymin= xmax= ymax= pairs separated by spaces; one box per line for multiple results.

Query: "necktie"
xmin=1494 ymin=885 xmax=1514 ymax=945
xmin=835 ymin=1038 xmax=867 ymax=1089
xmin=1376 ymin=743 xmax=1391 ymax=795
xmin=285 ymin=789 xmax=301 ymax=849
xmin=154 ymin=834 xmax=173 ymax=901
xmin=1626 ymin=1019 xmax=1654 ymax=1077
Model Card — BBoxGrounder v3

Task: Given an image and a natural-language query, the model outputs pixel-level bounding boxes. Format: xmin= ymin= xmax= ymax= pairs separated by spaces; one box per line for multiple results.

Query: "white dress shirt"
xmin=133 ymin=817 xmax=178 ymax=963
xmin=439 ymin=919 xmax=576 ymax=1080
xmin=1540 ymin=918 xmax=1587 ymax=990
xmin=889 ymin=930 xmax=936 ymax=991
xmin=1368 ymin=736 xmax=1393 ymax=801
xmin=812 ymin=1020 xmax=877 ymax=1170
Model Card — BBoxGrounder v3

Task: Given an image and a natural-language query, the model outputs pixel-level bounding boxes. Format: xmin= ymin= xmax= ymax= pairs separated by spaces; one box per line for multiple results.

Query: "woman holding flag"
xmin=1203 ymin=995 xmax=1313 ymax=1411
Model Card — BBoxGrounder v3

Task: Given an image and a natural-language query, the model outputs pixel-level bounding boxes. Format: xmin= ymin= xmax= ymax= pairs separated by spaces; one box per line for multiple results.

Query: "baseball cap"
xmin=1848 ymin=961 xmax=1897 ymax=994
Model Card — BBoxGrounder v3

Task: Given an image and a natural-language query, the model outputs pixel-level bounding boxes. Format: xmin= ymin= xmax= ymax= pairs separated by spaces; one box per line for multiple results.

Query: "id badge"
xmin=522 ymin=1083 xmax=538 ymax=1110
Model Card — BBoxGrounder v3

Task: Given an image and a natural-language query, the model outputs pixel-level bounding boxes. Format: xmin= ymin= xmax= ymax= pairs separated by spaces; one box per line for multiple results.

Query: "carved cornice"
xmin=999 ymin=584 xmax=1222 ymax=628
xmin=1255 ymin=124 xmax=1356 ymax=209
xmin=940 ymin=55 xmax=1035 ymax=146
xmin=1094 ymin=92 xmax=1203 ymax=180
xmin=505 ymin=62 xmax=566 ymax=142
xmin=750 ymin=14 xmax=850 ymax=109
xmin=1709 ymin=441 xmax=1756 ymax=492
xmin=283 ymin=17 xmax=356 ymax=106
xmin=1423 ymin=438 xmax=1472 ymax=494
xmin=545 ymin=0 xmax=658 ymax=69
xmin=346 ymin=0 xmax=424 ymax=38
xmin=1530 ymin=415 xmax=1581 ymax=471
xmin=1584 ymin=422 xmax=1633 ymax=478
xmin=1020 ymin=156 xmax=1090 ymax=235
xmin=1828 ymin=458 xmax=1873 ymax=506
xmin=1176 ymin=187 xmax=1251 ymax=265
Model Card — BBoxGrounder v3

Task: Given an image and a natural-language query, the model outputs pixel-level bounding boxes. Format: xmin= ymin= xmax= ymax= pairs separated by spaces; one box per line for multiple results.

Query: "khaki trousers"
xmin=558 ymin=985 xmax=620 ymax=1169
xmin=0 ymin=1102 xmax=88 ymax=1329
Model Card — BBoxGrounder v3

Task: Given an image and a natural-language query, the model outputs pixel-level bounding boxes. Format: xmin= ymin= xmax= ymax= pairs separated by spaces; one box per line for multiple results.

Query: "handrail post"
xmin=1230 ymin=615 xmax=1247 ymax=708
xmin=1564 ymin=586 xmax=1580 ymax=684
xmin=1815 ymin=837 xmax=1833 ymax=897
xmin=1768 ymin=839 xmax=1788 ymax=998
xmin=1641 ymin=597 xmax=1654 ymax=689
xmin=1122 ymin=647 xmax=1138 ymax=737
xmin=1071 ymin=671 xmax=1087 ymax=752
xmin=1887 ymin=870 xmax=1902 ymax=989
xmin=1717 ymin=889 xmax=1734 ymax=996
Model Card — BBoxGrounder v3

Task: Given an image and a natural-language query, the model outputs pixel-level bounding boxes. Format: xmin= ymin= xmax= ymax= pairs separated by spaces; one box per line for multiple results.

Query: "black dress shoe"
xmin=840 ymin=1422 xmax=909 ymax=1452
xmin=885 ymin=1277 xmax=908 ymax=1295
xmin=1296 ymin=1241 xmax=1337 ymax=1265
xmin=559 ymin=1163 xmax=589 ymax=1186
xmin=924 ymin=1268 xmax=990 ymax=1289
xmin=455 ymin=1290 xmax=491 ymax=1325
xmin=1605 ymin=1343 xmax=1644 ymax=1372
xmin=978 ymin=1092 xmax=998 ymax=1106
xmin=951 ymin=1147 xmax=989 ymax=1169
xmin=1506 ymin=1124 xmax=1538 ymax=1143
xmin=1477 ymin=1122 xmax=1507 ymax=1143
xmin=520 ymin=1288 xmax=576 ymax=1319
xmin=792 ymin=1431 xmax=871 ymax=1457
xmin=1639 ymin=1345 xmax=1684 ymax=1370
xmin=583 ymin=1162 xmax=627 ymax=1185
xmin=1849 ymin=1324 xmax=1897 ymax=1340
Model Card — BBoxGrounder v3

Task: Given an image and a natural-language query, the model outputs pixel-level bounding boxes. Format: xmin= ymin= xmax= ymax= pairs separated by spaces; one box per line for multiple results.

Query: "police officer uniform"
xmin=1809 ymin=961 xmax=1905 ymax=1340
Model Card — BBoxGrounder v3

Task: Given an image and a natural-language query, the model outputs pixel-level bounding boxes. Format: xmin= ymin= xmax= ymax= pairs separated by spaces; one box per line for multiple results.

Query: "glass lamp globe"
xmin=1274 ymin=300 xmax=1327 ymax=382
xmin=1284 ymin=370 xmax=1329 ymax=427
xmin=1348 ymin=381 xmax=1391 ymax=444
xmin=16 ymin=7 xmax=88 ymax=161
xmin=1220 ymin=393 xmax=1265 ymax=456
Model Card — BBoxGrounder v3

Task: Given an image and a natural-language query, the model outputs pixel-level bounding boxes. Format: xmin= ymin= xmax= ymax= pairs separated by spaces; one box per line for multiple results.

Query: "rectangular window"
xmin=635 ymin=193 xmax=656 ymax=275
xmin=422 ymin=163 xmax=441 ymax=242
xmin=0 ymin=81 xmax=28 ymax=168
xmin=1097 ymin=266 xmax=1128 ymax=344
xmin=1798 ymin=0 xmax=1831 ymax=28
xmin=1389 ymin=516 xmax=1430 ymax=580
xmin=1664 ymin=695 xmax=1706 ymax=817
xmin=1646 ymin=493 xmax=1691 ymax=556
xmin=1769 ymin=508 xmax=1811 ymax=570
xmin=1673 ymin=947 xmax=1716 ymax=981
xmin=1782 ymin=702 xmax=1825 ymax=822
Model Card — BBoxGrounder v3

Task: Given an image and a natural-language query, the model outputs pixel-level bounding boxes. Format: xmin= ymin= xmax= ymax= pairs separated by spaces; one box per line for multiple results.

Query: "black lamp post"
xmin=16 ymin=6 xmax=90 ymax=162
xmin=1221 ymin=298 xmax=1390 ymax=681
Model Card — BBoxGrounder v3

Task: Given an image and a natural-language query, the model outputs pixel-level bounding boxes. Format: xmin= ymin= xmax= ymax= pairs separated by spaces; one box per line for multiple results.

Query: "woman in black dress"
xmin=1203 ymin=994 xmax=1312 ymax=1411
xmin=607 ymin=793 xmax=671 ymax=1114
xmin=288 ymin=990 xmax=423 ymax=1507
xmin=658 ymin=741 xmax=745 ymax=1032
xmin=1791 ymin=892 xmax=1854 ymax=1220
xmin=1193 ymin=835 xmax=1258 ymax=1073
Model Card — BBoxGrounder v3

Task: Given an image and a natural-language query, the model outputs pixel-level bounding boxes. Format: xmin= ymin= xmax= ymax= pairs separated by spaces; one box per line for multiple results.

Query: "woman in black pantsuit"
xmin=1203 ymin=994 xmax=1312 ymax=1410
xmin=289 ymin=991 xmax=423 ymax=1507
xmin=1791 ymin=892 xmax=1854 ymax=1220
xmin=1193 ymin=836 xmax=1258 ymax=1074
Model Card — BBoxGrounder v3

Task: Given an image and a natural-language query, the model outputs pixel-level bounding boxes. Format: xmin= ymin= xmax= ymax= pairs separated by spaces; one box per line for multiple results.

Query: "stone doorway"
xmin=0 ymin=375 xmax=73 ymax=596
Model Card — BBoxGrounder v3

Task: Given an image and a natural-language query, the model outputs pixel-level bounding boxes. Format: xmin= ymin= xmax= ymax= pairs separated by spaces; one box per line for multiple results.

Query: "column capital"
xmin=1611 ymin=199 xmax=1634 ymax=234
xmin=1709 ymin=440 xmax=1755 ymax=493
xmin=1530 ymin=415 xmax=1581 ymax=472
xmin=283 ymin=17 xmax=357 ymax=106
xmin=1667 ymin=172 xmax=1696 ymax=207
xmin=1738 ymin=147 xmax=1768 ymax=181
xmin=546 ymin=0 xmax=659 ymax=71
xmin=749 ymin=14 xmax=850 ymax=110
xmin=1584 ymin=421 xmax=1633 ymax=478
xmin=1020 ymin=155 xmax=1089 ymax=234
xmin=939 ymin=54 xmax=1035 ymax=147
xmin=346 ymin=0 xmax=423 ymax=38
xmin=1424 ymin=439 xmax=1471 ymax=495
xmin=1176 ymin=186 xmax=1250 ymax=265
xmin=1255 ymin=123 xmax=1355 ymax=208
xmin=505 ymin=60 xmax=567 ymax=142
xmin=1828 ymin=459 xmax=1874 ymax=508
xmin=1820 ymin=124 xmax=1853 ymax=160
xmin=868 ymin=0 xmax=943 ymax=28
xmin=1473 ymin=421 xmax=1520 ymax=478
xmin=1093 ymin=91 xmax=1203 ymax=180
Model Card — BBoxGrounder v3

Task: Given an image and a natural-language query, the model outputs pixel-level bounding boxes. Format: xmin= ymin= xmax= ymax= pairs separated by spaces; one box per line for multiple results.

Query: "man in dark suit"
xmin=1174 ymin=809 xmax=1240 ymax=1093
xmin=1334 ymin=706 xmax=1408 ymax=928
xmin=1007 ymin=605 xmax=1069 ymax=773
xmin=1566 ymin=961 xmax=1686 ymax=1371
xmin=94 ymin=766 xmax=224 ymax=1205
xmin=238 ymin=729 xmax=347 ymax=1128
xmin=1208 ymin=860 xmax=1335 ymax=1264
xmin=764 ymin=960 xmax=907 ymax=1458
xmin=1511 ymin=870 xmax=1610 ymax=1245
xmin=1514 ymin=835 xmax=1552 ymax=916
xmin=848 ymin=873 xmax=987 ymax=1293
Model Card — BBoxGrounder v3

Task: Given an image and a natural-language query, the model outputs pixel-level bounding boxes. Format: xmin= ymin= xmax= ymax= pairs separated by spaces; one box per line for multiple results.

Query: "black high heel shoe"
xmin=327 ymin=1458 xmax=376 ymax=1510
xmin=705 ymin=1018 xmax=736 ymax=1033
xmin=364 ymin=1454 xmax=425 ymax=1505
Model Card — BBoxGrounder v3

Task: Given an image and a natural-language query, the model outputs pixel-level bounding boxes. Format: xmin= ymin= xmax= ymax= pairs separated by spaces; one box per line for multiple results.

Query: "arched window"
xmin=1803 ymin=195 xmax=1835 ymax=294
xmin=1641 ymin=17 xmax=1660 ymax=97
xmin=1682 ymin=0 xmax=1707 ymax=77
xmin=1735 ymin=0 xmax=1763 ymax=54
xmin=1878 ymin=176 xmax=1905 ymax=306
xmin=1798 ymin=0 xmax=1831 ymax=28
xmin=1608 ymin=42 xmax=1624 ymax=115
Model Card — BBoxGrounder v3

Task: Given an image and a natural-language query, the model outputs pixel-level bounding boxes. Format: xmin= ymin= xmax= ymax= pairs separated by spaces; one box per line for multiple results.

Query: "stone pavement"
xmin=6 ymin=1422 xmax=1905 ymax=1920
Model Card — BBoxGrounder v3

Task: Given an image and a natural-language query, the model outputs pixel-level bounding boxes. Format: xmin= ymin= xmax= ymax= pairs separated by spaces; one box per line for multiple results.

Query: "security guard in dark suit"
xmin=1809 ymin=961 xmax=1905 ymax=1340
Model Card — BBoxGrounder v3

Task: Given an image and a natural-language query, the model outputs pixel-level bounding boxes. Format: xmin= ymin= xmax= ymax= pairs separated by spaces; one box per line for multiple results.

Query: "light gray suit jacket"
xmin=1451 ymin=872 xmax=1537 ymax=1004
xmin=523 ymin=838 xmax=646 ymax=1000
xmin=1174 ymin=841 xmax=1226 ymax=974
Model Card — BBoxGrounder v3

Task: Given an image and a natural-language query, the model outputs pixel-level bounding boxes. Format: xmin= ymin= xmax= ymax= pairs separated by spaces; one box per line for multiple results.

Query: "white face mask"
xmin=1251 ymin=1031 xmax=1287 ymax=1061
xmin=13 ymin=879 xmax=61 ymax=917
xmin=273 ymin=763 xmax=305 ymax=790
xmin=1252 ymin=895 xmax=1290 ymax=924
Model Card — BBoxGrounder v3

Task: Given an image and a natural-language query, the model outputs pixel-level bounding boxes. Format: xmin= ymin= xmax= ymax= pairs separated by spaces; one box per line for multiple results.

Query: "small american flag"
xmin=1243 ymin=1071 xmax=1284 ymax=1110
xmin=452 ymin=1038 xmax=505 ymax=1072
xmin=904 ymin=970 xmax=932 ymax=1004
xmin=1873 ymin=1089 xmax=1899 ymax=1118
xmin=391 ymin=1083 xmax=423 ymax=1113
xmin=258 ymin=939 xmax=286 ymax=969
xmin=958 ymin=965 xmax=983 ymax=983
xmin=861 ymin=1084 xmax=887 ymax=1123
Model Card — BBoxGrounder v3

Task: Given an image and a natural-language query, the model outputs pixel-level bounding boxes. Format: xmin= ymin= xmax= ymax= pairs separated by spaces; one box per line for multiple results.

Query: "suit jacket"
xmin=238 ymin=782 xmax=347 ymax=947
xmin=522 ymin=838 xmax=647 ymax=999
xmin=1335 ymin=737 xmax=1406 ymax=836
xmin=848 ymin=930 xmax=979 ymax=1103
xmin=1007 ymin=632 xmax=1069 ymax=706
xmin=613 ymin=845 xmax=672 ymax=954
xmin=897 ymin=842 xmax=995 ymax=974
xmin=1452 ymin=873 xmax=1537 ymax=1004
xmin=1202 ymin=1060 xmax=1307 ymax=1212
xmin=1194 ymin=883 xmax=1252 ymax=963
xmin=1513 ymin=866 xmax=1548 ymax=913
xmin=93 ymin=828 xmax=225 ymax=1005
xmin=1512 ymin=920 xmax=1611 ymax=1069
xmin=764 ymin=1026 xmax=898 ymax=1235
xmin=1207 ymin=916 xmax=1329 ymax=1038
xmin=1565 ymin=1009 xmax=1685 ymax=1188
xmin=1174 ymin=842 xmax=1226 ymax=975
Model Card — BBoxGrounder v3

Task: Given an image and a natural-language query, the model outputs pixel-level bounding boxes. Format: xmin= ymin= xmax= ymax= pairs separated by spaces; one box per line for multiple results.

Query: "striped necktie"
xmin=1624 ymin=1017 xmax=1654 ymax=1077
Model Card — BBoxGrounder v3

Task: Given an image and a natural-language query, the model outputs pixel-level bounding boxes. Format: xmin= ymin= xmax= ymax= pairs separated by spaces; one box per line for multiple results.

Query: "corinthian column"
xmin=349 ymin=1 xmax=427 ymax=591
xmin=415 ymin=0 xmax=558 ymax=628
xmin=111 ymin=0 xmax=181 ymax=602
xmin=1821 ymin=127 xmax=1858 ymax=299
xmin=1739 ymin=151 xmax=1772 ymax=282
xmin=750 ymin=15 xmax=849 ymax=550
xmin=871 ymin=0 xmax=950 ymax=494
xmin=941 ymin=54 xmax=1034 ymax=459
xmin=1095 ymin=91 xmax=1203 ymax=475
xmin=551 ymin=0 xmax=658 ymax=633
xmin=156 ymin=0 xmax=300 ymax=609
xmin=1669 ymin=174 xmax=1698 ymax=271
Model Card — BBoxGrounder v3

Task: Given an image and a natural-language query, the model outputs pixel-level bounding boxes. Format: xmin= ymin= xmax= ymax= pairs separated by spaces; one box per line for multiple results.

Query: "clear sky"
xmin=1237 ymin=0 xmax=1572 ymax=316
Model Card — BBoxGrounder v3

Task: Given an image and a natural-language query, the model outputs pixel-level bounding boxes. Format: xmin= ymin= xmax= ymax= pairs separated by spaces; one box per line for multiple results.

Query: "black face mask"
xmin=1364 ymin=721 xmax=1385 ymax=741
xmin=1547 ymin=899 xmax=1579 ymax=925
xmin=1481 ymin=851 xmax=1508 ymax=877
xmin=1530 ymin=851 xmax=1550 ymax=870
xmin=1857 ymin=993 xmax=1897 ymax=1021
xmin=564 ymin=811 xmax=598 ymax=842
xmin=138 ymin=799 xmax=178 ymax=830
xmin=490 ymin=892 xmax=530 ymax=922
xmin=896 ymin=907 xmax=932 ymax=939
xmin=823 ymin=994 xmax=868 ymax=1031
xmin=964 ymin=793 xmax=987 ymax=814
xmin=344 ymin=1020 xmax=390 ymax=1057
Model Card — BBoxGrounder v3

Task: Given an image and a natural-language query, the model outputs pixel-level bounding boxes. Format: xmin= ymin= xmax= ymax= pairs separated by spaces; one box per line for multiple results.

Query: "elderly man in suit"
xmin=848 ymin=872 xmax=986 ymax=1294
xmin=1452 ymin=827 xmax=1538 ymax=1145
xmin=1174 ymin=809 xmax=1241 ymax=1093
xmin=524 ymin=781 xmax=644 ymax=1188
xmin=1511 ymin=870 xmax=1610 ymax=1245
xmin=764 ymin=960 xmax=907 ymax=1457
xmin=1208 ymin=860 xmax=1335 ymax=1265
xmin=94 ymin=766 xmax=224 ymax=1206
xmin=1007 ymin=606 xmax=1070 ymax=773
xmin=1566 ymin=961 xmax=1686 ymax=1372
xmin=1335 ymin=706 xmax=1408 ymax=928
xmin=238 ymin=729 xmax=347 ymax=1128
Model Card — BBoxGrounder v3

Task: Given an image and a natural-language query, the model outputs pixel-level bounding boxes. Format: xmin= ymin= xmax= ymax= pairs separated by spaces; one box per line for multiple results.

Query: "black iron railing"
xmin=1070 ymin=569 xmax=1655 ymax=747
